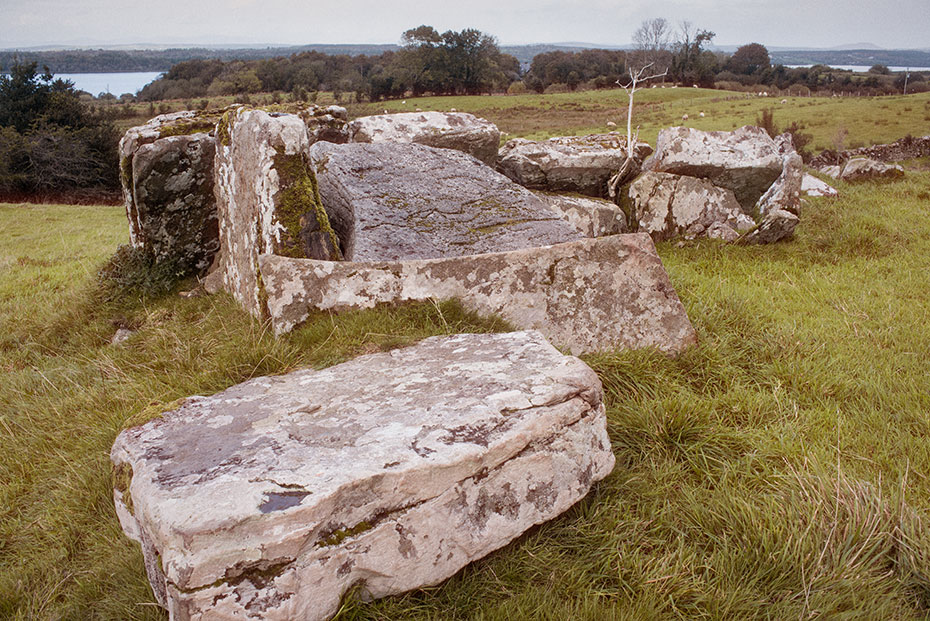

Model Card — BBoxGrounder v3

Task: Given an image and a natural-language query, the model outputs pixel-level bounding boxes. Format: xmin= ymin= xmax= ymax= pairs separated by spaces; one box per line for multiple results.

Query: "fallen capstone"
xmin=839 ymin=157 xmax=905 ymax=182
xmin=534 ymin=191 xmax=628 ymax=237
xmin=259 ymin=235 xmax=698 ymax=354
xmin=348 ymin=111 xmax=501 ymax=165
xmin=497 ymin=134 xmax=653 ymax=197
xmin=644 ymin=125 xmax=784 ymax=210
xmin=627 ymin=171 xmax=754 ymax=242
xmin=215 ymin=108 xmax=346 ymax=317
xmin=119 ymin=111 xmax=222 ymax=273
xmin=310 ymin=141 xmax=583 ymax=261
xmin=111 ymin=330 xmax=615 ymax=621
xmin=801 ymin=174 xmax=838 ymax=197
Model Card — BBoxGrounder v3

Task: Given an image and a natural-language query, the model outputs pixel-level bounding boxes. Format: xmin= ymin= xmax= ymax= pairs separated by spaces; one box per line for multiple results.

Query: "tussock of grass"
xmin=3 ymin=166 xmax=930 ymax=617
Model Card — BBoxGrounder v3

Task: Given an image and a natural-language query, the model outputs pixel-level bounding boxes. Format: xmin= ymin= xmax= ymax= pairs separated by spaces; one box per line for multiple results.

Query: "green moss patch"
xmin=316 ymin=521 xmax=373 ymax=548
xmin=272 ymin=147 xmax=342 ymax=260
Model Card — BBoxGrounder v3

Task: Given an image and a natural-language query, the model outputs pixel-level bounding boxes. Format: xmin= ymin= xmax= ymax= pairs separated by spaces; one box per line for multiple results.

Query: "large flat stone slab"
xmin=348 ymin=111 xmax=501 ymax=165
xmin=260 ymin=235 xmax=697 ymax=355
xmin=498 ymin=134 xmax=653 ymax=198
xmin=310 ymin=141 xmax=583 ymax=261
xmin=112 ymin=331 xmax=614 ymax=621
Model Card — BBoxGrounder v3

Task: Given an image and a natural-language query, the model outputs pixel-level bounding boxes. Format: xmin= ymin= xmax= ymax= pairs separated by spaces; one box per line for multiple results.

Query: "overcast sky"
xmin=2 ymin=0 xmax=928 ymax=50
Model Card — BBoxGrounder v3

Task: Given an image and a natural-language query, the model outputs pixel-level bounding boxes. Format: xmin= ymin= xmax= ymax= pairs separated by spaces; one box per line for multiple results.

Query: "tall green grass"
xmin=2 ymin=143 xmax=930 ymax=618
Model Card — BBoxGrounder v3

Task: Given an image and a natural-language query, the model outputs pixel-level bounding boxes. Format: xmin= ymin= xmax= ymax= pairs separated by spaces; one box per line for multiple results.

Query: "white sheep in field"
xmin=682 ymin=114 xmax=689 ymax=121
xmin=699 ymin=112 xmax=705 ymax=117
xmin=781 ymin=99 xmax=788 ymax=104
xmin=606 ymin=121 xmax=617 ymax=128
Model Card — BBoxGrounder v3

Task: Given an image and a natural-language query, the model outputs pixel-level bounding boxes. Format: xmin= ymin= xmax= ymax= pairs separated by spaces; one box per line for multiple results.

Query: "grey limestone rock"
xmin=119 ymin=111 xmax=221 ymax=273
xmin=498 ymin=134 xmax=653 ymax=197
xmin=259 ymin=235 xmax=698 ymax=355
xmin=534 ymin=191 xmax=629 ymax=237
xmin=348 ymin=111 xmax=501 ymax=165
xmin=644 ymin=125 xmax=784 ymax=210
xmin=310 ymin=141 xmax=583 ymax=262
xmin=839 ymin=157 xmax=905 ymax=182
xmin=627 ymin=171 xmax=754 ymax=242
xmin=111 ymin=331 xmax=615 ymax=621
xmin=801 ymin=174 xmax=838 ymax=197
xmin=214 ymin=108 xmax=345 ymax=318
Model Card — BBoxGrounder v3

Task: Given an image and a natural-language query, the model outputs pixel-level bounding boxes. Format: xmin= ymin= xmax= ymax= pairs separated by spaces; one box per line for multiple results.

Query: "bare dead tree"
xmin=607 ymin=63 xmax=668 ymax=201
xmin=632 ymin=18 xmax=671 ymax=73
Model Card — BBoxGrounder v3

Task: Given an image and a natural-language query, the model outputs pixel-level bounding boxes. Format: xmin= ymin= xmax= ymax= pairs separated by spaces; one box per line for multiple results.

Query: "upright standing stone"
xmin=111 ymin=331 xmax=615 ymax=621
xmin=214 ymin=108 xmax=346 ymax=318
xmin=119 ymin=111 xmax=221 ymax=273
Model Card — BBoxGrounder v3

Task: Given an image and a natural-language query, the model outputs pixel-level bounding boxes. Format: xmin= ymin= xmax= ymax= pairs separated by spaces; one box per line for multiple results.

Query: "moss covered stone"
xmin=272 ymin=146 xmax=342 ymax=261
xmin=113 ymin=462 xmax=134 ymax=516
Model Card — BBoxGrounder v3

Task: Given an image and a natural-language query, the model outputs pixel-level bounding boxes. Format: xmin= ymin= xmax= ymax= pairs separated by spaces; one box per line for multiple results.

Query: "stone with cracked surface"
xmin=259 ymin=235 xmax=697 ymax=355
xmin=309 ymin=141 xmax=583 ymax=261
xmin=498 ymin=134 xmax=653 ymax=198
xmin=627 ymin=171 xmax=754 ymax=242
xmin=348 ymin=111 xmax=501 ymax=165
xmin=644 ymin=125 xmax=784 ymax=210
xmin=119 ymin=111 xmax=221 ymax=273
xmin=534 ymin=191 xmax=628 ymax=237
xmin=111 ymin=331 xmax=615 ymax=621
xmin=215 ymin=108 xmax=346 ymax=318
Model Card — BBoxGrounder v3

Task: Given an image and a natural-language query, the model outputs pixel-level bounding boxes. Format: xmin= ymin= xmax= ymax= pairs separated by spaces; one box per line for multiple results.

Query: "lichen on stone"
xmin=113 ymin=462 xmax=134 ymax=516
xmin=316 ymin=521 xmax=373 ymax=548
xmin=271 ymin=146 xmax=342 ymax=260
xmin=157 ymin=118 xmax=218 ymax=139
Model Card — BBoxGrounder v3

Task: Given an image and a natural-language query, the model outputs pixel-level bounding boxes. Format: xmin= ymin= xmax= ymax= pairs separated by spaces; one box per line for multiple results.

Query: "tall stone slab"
xmin=112 ymin=331 xmax=615 ymax=621
xmin=119 ymin=111 xmax=221 ymax=273
xmin=214 ymin=108 xmax=346 ymax=318
xmin=259 ymin=235 xmax=698 ymax=355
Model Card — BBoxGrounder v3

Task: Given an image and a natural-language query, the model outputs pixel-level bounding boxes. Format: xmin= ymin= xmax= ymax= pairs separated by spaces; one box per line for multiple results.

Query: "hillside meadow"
xmin=2 ymin=89 xmax=930 ymax=619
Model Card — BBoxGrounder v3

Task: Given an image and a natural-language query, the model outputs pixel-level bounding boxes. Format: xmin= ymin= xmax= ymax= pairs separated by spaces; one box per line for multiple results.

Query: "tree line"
xmin=0 ymin=63 xmax=119 ymax=200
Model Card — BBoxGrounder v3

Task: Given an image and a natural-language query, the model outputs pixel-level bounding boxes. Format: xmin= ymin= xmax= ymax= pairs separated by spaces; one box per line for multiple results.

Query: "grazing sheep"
xmin=606 ymin=121 xmax=617 ymax=128
xmin=450 ymin=108 xmax=457 ymax=112
xmin=415 ymin=108 xmax=422 ymax=112
xmin=699 ymin=112 xmax=705 ymax=117
xmin=781 ymin=98 xmax=788 ymax=104
xmin=682 ymin=114 xmax=689 ymax=121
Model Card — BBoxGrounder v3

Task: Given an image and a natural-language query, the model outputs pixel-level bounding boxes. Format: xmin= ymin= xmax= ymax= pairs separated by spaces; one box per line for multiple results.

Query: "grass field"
xmin=3 ymin=91 xmax=930 ymax=619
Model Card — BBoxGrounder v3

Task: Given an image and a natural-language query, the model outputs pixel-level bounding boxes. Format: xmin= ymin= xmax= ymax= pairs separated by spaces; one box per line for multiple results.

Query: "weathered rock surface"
xmin=260 ymin=235 xmax=698 ymax=354
xmin=755 ymin=151 xmax=803 ymax=217
xmin=839 ymin=157 xmax=905 ymax=182
xmin=348 ymin=111 xmax=500 ymax=165
xmin=627 ymin=171 xmax=754 ymax=242
xmin=534 ymin=191 xmax=628 ymax=237
xmin=119 ymin=111 xmax=221 ymax=273
xmin=298 ymin=104 xmax=350 ymax=144
xmin=215 ymin=108 xmax=345 ymax=317
xmin=644 ymin=125 xmax=784 ymax=210
xmin=111 ymin=331 xmax=615 ymax=621
xmin=498 ymin=134 xmax=653 ymax=197
xmin=819 ymin=165 xmax=842 ymax=179
xmin=801 ymin=174 xmax=838 ymax=197
xmin=310 ymin=141 xmax=583 ymax=261
xmin=737 ymin=209 xmax=800 ymax=245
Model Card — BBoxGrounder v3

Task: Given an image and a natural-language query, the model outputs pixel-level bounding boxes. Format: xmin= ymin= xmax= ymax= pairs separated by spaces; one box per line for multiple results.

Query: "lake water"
xmin=786 ymin=65 xmax=930 ymax=72
xmin=54 ymin=72 xmax=164 ymax=96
